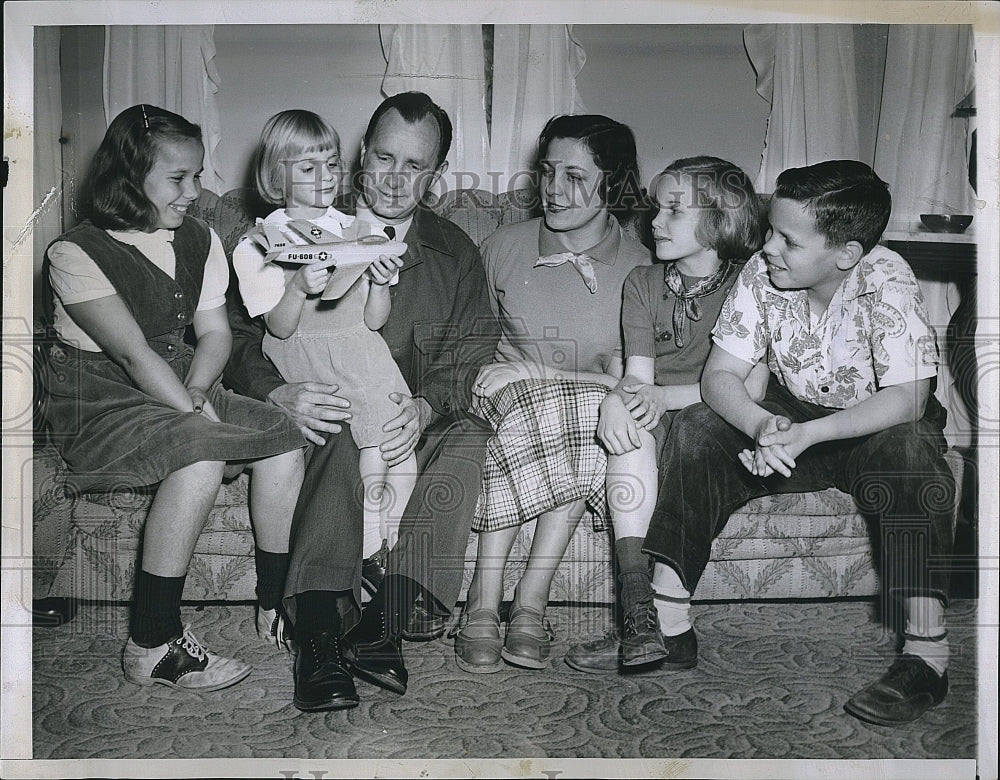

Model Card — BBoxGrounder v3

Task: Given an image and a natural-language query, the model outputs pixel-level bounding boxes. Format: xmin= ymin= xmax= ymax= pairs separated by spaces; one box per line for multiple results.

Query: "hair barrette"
xmin=140 ymin=104 xmax=150 ymax=131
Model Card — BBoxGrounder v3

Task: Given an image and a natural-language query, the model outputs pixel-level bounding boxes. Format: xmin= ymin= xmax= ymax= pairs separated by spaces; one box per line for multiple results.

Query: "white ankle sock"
xmin=362 ymin=524 xmax=384 ymax=560
xmin=651 ymin=562 xmax=691 ymax=637
xmin=902 ymin=634 xmax=949 ymax=676
xmin=902 ymin=596 xmax=949 ymax=675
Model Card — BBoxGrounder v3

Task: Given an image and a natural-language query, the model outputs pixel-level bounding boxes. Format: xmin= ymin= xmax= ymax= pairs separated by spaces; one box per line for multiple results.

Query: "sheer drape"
xmin=380 ymin=25 xmax=491 ymax=190
xmin=874 ymin=26 xmax=976 ymax=448
xmin=103 ymin=26 xmax=224 ymax=193
xmin=379 ymin=24 xmax=586 ymax=193
xmin=874 ymin=25 xmax=976 ymax=222
xmin=745 ymin=25 xmax=859 ymax=192
xmin=33 ymin=27 xmax=64 ymax=295
xmin=488 ymin=25 xmax=588 ymax=191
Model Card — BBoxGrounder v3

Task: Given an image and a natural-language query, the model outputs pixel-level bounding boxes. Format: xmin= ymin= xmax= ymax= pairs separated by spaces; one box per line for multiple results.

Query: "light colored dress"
xmin=233 ymin=208 xmax=410 ymax=448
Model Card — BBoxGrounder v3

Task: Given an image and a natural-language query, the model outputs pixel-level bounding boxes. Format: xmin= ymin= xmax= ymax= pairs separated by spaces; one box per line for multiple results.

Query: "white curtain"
xmin=379 ymin=24 xmax=587 ymax=194
xmin=380 ymin=25 xmax=491 ymax=192
xmin=33 ymin=27 xmax=64 ymax=292
xmin=744 ymin=25 xmax=859 ymax=192
xmin=874 ymin=25 xmax=976 ymax=222
xmin=489 ymin=25 xmax=588 ymax=192
xmin=874 ymin=25 xmax=976 ymax=448
xmin=103 ymin=26 xmax=225 ymax=193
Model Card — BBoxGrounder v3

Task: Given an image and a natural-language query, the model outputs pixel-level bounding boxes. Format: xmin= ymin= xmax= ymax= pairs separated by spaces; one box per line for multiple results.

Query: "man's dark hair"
xmin=773 ymin=160 xmax=891 ymax=253
xmin=364 ymin=91 xmax=453 ymax=168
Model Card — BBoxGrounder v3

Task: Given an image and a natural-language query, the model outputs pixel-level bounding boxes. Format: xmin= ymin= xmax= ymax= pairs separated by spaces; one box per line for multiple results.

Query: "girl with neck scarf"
xmin=566 ymin=156 xmax=766 ymax=673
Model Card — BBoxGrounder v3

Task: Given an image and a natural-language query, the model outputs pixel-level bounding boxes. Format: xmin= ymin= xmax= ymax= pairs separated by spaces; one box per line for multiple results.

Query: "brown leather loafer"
xmin=659 ymin=628 xmax=698 ymax=670
xmin=453 ymin=608 xmax=503 ymax=673
xmin=501 ymin=604 xmax=554 ymax=670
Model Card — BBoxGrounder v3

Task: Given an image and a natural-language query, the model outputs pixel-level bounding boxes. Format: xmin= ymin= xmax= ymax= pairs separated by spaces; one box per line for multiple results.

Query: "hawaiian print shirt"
xmin=712 ymin=246 xmax=939 ymax=409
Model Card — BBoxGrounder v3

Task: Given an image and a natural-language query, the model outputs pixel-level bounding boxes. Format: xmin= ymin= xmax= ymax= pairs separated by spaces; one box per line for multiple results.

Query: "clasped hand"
xmin=738 ymin=414 xmax=813 ymax=478
xmin=597 ymin=382 xmax=665 ymax=455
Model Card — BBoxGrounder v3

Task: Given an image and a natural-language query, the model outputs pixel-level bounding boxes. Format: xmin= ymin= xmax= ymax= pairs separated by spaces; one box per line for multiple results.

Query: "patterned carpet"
xmin=30 ymin=599 xmax=978 ymax=766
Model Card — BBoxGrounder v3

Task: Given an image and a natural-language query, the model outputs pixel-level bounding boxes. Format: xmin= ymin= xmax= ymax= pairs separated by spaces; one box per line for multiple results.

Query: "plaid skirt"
xmin=472 ymin=379 xmax=611 ymax=533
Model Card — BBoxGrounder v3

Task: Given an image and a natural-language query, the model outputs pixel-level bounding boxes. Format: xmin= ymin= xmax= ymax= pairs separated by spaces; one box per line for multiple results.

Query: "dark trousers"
xmin=282 ymin=412 xmax=493 ymax=627
xmin=643 ymin=380 xmax=955 ymax=606
xmin=387 ymin=412 xmax=494 ymax=614
xmin=282 ymin=424 xmax=365 ymax=628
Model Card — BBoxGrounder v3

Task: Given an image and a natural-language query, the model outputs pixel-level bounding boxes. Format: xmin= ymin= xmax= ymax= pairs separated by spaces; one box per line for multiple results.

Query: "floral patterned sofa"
xmin=32 ymin=187 xmax=965 ymax=605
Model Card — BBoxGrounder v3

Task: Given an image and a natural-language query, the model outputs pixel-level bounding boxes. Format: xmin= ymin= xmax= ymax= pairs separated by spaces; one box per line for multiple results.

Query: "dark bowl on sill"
xmin=919 ymin=214 xmax=974 ymax=233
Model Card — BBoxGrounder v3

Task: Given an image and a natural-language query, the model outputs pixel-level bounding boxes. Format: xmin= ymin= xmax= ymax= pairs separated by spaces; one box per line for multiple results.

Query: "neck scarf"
xmin=662 ymin=260 xmax=734 ymax=348
xmin=534 ymin=252 xmax=598 ymax=293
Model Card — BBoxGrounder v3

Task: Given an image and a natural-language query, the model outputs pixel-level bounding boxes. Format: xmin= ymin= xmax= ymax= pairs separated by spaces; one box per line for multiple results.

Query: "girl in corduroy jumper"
xmin=43 ymin=104 xmax=306 ymax=693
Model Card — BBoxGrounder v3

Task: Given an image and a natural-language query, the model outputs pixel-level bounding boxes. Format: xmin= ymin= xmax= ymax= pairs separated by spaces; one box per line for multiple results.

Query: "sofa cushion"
xmin=739 ymin=488 xmax=859 ymax=516
xmin=434 ymin=188 xmax=502 ymax=246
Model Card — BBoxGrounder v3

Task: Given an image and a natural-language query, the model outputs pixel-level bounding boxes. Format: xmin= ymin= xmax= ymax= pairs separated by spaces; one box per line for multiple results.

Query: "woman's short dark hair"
xmin=773 ymin=160 xmax=891 ymax=253
xmin=81 ymin=104 xmax=203 ymax=231
xmin=537 ymin=114 xmax=643 ymax=217
xmin=652 ymin=156 xmax=764 ymax=262
xmin=364 ymin=91 xmax=453 ymax=169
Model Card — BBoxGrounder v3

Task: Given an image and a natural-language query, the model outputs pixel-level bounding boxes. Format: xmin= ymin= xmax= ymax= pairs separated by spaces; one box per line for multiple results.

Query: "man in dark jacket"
xmin=224 ymin=91 xmax=498 ymax=711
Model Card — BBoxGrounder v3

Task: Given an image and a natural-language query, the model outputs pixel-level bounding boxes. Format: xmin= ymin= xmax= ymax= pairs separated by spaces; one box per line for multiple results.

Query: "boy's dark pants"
xmin=643 ymin=379 xmax=954 ymax=609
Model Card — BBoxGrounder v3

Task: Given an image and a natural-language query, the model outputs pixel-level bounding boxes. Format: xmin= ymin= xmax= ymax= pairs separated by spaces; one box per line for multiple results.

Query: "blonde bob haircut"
xmin=651 ymin=156 xmax=764 ymax=263
xmin=252 ymin=110 xmax=341 ymax=206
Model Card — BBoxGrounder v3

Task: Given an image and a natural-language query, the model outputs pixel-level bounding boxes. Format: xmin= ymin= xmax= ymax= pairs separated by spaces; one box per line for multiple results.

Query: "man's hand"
xmin=380 ymin=393 xmax=432 ymax=466
xmin=267 ymin=382 xmax=352 ymax=446
xmin=472 ymin=361 xmax=540 ymax=408
xmin=597 ymin=393 xmax=641 ymax=455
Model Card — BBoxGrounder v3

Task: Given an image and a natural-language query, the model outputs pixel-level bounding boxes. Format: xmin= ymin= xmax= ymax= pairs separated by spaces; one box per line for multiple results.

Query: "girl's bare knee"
xmin=167 ymin=459 xmax=226 ymax=489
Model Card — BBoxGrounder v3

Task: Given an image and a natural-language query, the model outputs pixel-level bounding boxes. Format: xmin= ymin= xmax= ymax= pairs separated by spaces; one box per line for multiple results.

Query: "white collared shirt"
xmin=354 ymin=202 xmax=414 ymax=243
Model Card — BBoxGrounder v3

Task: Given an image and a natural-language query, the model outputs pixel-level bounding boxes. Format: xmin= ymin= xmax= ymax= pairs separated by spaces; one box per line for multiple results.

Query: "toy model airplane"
xmin=244 ymin=218 xmax=407 ymax=299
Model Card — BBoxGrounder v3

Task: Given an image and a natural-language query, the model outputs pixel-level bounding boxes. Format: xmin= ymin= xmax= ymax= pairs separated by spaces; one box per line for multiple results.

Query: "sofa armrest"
xmin=433 ymin=188 xmax=502 ymax=247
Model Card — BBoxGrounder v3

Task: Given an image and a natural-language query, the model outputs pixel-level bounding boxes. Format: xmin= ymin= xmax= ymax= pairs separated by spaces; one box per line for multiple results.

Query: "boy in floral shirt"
xmin=642 ymin=160 xmax=955 ymax=727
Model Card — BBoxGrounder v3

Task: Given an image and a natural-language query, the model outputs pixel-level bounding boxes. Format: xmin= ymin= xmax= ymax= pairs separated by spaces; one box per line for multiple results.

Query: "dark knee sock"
xmin=615 ymin=536 xmax=650 ymax=575
xmin=615 ymin=537 xmax=653 ymax=609
xmin=130 ymin=570 xmax=186 ymax=648
xmin=254 ymin=549 xmax=289 ymax=611
xmin=295 ymin=590 xmax=342 ymax=635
